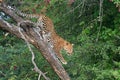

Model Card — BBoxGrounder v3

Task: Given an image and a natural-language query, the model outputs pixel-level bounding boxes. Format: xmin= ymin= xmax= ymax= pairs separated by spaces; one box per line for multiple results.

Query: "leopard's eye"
xmin=66 ymin=42 xmax=69 ymax=45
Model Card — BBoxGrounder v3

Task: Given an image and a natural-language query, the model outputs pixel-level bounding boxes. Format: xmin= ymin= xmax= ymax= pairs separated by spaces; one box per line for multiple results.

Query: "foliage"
xmin=0 ymin=0 xmax=120 ymax=80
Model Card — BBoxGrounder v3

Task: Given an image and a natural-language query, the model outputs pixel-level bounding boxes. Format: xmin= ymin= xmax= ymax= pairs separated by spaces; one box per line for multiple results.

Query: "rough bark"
xmin=0 ymin=2 xmax=70 ymax=80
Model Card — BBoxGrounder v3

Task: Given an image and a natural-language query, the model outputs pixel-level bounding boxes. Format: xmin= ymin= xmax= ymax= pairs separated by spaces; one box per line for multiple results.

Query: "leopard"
xmin=10 ymin=7 xmax=73 ymax=64
xmin=51 ymin=33 xmax=73 ymax=64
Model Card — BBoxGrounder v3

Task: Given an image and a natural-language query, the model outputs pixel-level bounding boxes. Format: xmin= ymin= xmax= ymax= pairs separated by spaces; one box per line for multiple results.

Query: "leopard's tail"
xmin=8 ymin=6 xmax=39 ymax=19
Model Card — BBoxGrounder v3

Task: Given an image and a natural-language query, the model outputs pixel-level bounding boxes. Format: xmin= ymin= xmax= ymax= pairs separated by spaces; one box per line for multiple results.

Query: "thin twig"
xmin=0 ymin=71 xmax=6 ymax=77
xmin=18 ymin=27 xmax=50 ymax=80
xmin=63 ymin=0 xmax=85 ymax=16
xmin=96 ymin=0 xmax=103 ymax=42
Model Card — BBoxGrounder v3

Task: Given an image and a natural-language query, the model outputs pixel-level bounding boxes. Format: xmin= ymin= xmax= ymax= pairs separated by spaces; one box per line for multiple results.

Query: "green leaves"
xmin=1 ymin=0 xmax=120 ymax=80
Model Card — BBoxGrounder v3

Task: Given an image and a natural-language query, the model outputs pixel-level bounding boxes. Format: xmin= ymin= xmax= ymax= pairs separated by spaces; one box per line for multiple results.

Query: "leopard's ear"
xmin=72 ymin=44 xmax=74 ymax=46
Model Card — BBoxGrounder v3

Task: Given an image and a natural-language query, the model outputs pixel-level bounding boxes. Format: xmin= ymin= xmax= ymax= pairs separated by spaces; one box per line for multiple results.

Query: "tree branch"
xmin=0 ymin=2 xmax=70 ymax=80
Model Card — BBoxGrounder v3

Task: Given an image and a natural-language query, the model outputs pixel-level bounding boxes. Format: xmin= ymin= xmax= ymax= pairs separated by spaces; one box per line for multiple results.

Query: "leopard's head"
xmin=63 ymin=41 xmax=74 ymax=55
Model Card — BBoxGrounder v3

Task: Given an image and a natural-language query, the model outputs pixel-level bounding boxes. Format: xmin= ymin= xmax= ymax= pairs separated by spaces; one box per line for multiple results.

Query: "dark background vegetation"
xmin=0 ymin=0 xmax=120 ymax=80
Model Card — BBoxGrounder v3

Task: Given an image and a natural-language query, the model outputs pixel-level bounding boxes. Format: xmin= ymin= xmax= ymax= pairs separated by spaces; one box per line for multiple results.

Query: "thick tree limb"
xmin=0 ymin=2 xmax=70 ymax=80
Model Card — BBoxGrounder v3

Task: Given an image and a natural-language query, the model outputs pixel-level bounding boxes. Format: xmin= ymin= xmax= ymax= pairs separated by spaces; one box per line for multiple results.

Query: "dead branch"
xmin=18 ymin=26 xmax=50 ymax=80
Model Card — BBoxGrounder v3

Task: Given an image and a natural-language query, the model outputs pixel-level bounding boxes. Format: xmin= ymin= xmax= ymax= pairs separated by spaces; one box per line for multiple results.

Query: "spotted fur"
xmin=11 ymin=8 xmax=73 ymax=64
